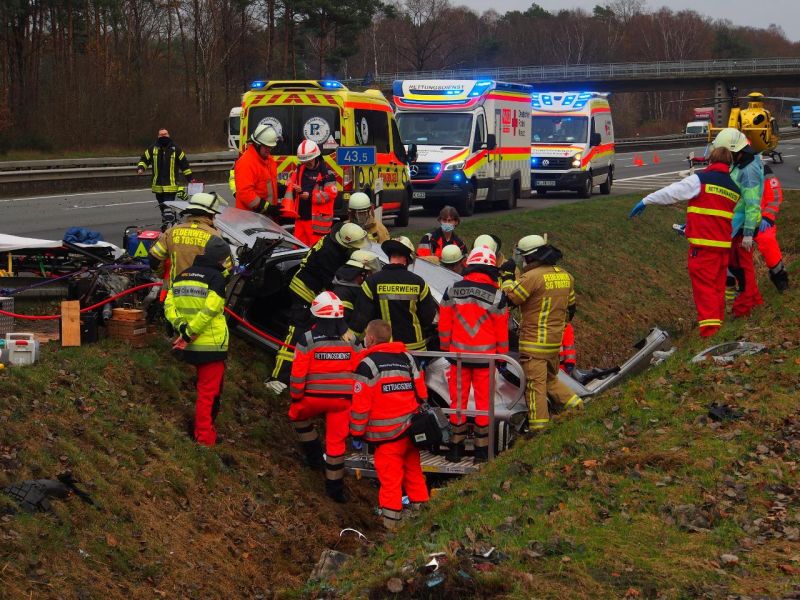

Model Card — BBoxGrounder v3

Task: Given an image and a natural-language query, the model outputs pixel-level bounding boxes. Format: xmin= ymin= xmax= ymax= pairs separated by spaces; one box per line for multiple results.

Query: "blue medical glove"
xmin=629 ymin=200 xmax=647 ymax=219
xmin=352 ymin=439 xmax=365 ymax=451
xmin=758 ymin=218 xmax=774 ymax=233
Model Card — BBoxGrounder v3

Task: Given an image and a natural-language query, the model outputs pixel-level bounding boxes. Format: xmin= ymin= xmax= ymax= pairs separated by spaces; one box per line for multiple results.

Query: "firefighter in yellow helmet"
xmin=502 ymin=234 xmax=582 ymax=433
xmin=439 ymin=244 xmax=465 ymax=274
xmin=348 ymin=192 xmax=389 ymax=243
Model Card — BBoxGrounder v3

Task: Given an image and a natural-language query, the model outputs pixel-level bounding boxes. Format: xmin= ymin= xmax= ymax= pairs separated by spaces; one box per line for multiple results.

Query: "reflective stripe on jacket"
xmin=149 ymin=216 xmax=220 ymax=287
xmin=417 ymin=228 xmax=467 ymax=259
xmin=760 ymin=172 xmax=783 ymax=223
xmin=289 ymin=222 xmax=353 ymax=303
xmin=164 ymin=256 xmax=229 ymax=364
xmin=286 ymin=163 xmax=337 ymax=237
xmin=350 ymin=341 xmax=426 ymax=443
xmin=559 ymin=322 xmax=576 ymax=369
xmin=686 ymin=163 xmax=741 ymax=249
xmin=730 ymin=151 xmax=764 ymax=237
xmin=289 ymin=330 xmax=358 ymax=401
xmin=233 ymin=144 xmax=278 ymax=212
xmin=505 ymin=263 xmax=576 ymax=357
xmin=138 ymin=142 xmax=193 ymax=193
xmin=439 ymin=266 xmax=508 ymax=359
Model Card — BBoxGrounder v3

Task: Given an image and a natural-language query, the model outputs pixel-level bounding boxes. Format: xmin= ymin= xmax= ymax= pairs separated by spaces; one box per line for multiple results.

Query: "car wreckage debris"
xmin=690 ymin=341 xmax=767 ymax=365
xmin=2 ymin=473 xmax=95 ymax=514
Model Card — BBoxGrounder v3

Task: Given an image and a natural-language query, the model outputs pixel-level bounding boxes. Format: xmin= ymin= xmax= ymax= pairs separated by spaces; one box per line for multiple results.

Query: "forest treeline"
xmin=1 ymin=0 xmax=798 ymax=152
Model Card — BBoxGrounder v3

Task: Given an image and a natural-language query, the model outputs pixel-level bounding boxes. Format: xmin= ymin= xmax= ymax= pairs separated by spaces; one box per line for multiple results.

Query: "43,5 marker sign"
xmin=336 ymin=146 xmax=376 ymax=166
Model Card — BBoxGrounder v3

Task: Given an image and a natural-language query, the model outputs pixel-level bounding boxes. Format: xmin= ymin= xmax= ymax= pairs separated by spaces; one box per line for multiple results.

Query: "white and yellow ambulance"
xmin=530 ymin=92 xmax=615 ymax=198
xmin=239 ymin=80 xmax=413 ymax=226
xmin=393 ymin=80 xmax=532 ymax=216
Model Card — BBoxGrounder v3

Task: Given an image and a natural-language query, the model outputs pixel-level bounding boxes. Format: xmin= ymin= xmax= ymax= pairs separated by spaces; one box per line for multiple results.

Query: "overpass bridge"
xmin=345 ymin=57 xmax=800 ymax=124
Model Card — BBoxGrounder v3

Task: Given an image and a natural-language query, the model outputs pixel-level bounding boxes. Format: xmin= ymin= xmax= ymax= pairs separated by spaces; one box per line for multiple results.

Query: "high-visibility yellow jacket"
xmin=138 ymin=141 xmax=193 ymax=193
xmin=504 ymin=263 xmax=576 ymax=357
xmin=164 ymin=255 xmax=229 ymax=364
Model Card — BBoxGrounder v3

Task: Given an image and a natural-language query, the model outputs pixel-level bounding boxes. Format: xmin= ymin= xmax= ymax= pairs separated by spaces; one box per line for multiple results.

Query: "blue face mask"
xmin=440 ymin=222 xmax=456 ymax=233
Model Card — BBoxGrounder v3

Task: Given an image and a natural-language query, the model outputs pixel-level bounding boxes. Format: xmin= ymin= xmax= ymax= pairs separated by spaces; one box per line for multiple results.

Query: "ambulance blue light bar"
xmin=250 ymin=80 xmax=266 ymax=89
xmin=320 ymin=80 xmax=343 ymax=89
xmin=468 ymin=81 xmax=494 ymax=97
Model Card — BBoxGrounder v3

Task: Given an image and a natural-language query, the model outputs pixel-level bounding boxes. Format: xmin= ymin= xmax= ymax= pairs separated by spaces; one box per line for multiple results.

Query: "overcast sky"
xmin=457 ymin=0 xmax=800 ymax=42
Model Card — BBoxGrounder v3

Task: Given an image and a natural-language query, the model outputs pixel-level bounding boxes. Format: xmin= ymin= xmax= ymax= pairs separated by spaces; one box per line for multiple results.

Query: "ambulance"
xmin=239 ymin=80 xmax=413 ymax=226
xmin=393 ymin=80 xmax=532 ymax=216
xmin=226 ymin=106 xmax=241 ymax=151
xmin=529 ymin=92 xmax=615 ymax=198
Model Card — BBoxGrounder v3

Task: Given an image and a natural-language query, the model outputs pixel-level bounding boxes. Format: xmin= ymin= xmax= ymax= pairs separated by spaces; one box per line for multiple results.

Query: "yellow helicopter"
xmin=708 ymin=89 xmax=800 ymax=163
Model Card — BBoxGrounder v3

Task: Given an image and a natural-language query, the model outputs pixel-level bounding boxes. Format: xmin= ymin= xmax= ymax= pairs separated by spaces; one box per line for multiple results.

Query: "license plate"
xmin=537 ymin=180 xmax=556 ymax=187
xmin=412 ymin=191 xmax=426 ymax=199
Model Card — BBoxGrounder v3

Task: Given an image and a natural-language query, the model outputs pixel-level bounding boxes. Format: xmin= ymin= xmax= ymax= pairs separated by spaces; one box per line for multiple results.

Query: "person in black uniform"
xmin=331 ymin=249 xmax=380 ymax=326
xmin=348 ymin=236 xmax=437 ymax=352
xmin=266 ymin=222 xmax=369 ymax=393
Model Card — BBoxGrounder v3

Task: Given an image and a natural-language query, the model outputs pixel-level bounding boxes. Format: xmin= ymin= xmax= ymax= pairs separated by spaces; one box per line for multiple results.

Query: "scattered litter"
xmin=2 ymin=472 xmax=94 ymax=514
xmin=339 ymin=528 xmax=369 ymax=544
xmin=651 ymin=347 xmax=677 ymax=365
xmin=424 ymin=556 xmax=440 ymax=572
xmin=425 ymin=572 xmax=445 ymax=588
xmin=707 ymin=403 xmax=744 ymax=422
xmin=690 ymin=341 xmax=766 ymax=365
xmin=308 ymin=549 xmax=351 ymax=583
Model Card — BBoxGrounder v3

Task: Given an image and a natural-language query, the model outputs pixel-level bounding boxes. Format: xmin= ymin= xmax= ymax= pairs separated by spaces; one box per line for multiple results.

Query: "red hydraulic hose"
xmin=224 ymin=307 xmax=295 ymax=351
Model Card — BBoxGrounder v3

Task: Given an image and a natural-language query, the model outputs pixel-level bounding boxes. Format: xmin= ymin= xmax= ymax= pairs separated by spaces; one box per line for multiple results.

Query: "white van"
xmin=530 ymin=92 xmax=614 ymax=198
xmin=226 ymin=106 xmax=242 ymax=151
xmin=394 ymin=79 xmax=532 ymax=216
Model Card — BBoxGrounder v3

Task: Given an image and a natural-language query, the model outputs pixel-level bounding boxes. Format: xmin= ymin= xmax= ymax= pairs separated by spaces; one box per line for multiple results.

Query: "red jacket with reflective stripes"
xmin=234 ymin=145 xmax=279 ymax=212
xmin=417 ymin=228 xmax=468 ymax=259
xmin=760 ymin=171 xmax=783 ymax=223
xmin=289 ymin=329 xmax=359 ymax=402
xmin=438 ymin=267 xmax=508 ymax=359
xmin=559 ymin=322 xmax=576 ymax=371
xmin=685 ymin=162 xmax=741 ymax=249
xmin=350 ymin=341 xmax=426 ymax=443
xmin=285 ymin=162 xmax=337 ymax=236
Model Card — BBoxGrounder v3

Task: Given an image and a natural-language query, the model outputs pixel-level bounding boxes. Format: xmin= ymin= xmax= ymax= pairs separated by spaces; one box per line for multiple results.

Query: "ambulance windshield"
xmin=532 ymin=116 xmax=588 ymax=144
xmin=396 ymin=112 xmax=473 ymax=147
xmin=246 ymin=105 xmax=340 ymax=156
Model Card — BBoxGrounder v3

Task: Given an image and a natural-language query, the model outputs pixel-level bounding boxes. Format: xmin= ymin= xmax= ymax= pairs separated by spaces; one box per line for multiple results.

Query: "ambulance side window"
xmin=473 ymin=114 xmax=486 ymax=151
xmin=390 ymin=119 xmax=408 ymax=162
xmin=354 ymin=109 xmax=390 ymax=153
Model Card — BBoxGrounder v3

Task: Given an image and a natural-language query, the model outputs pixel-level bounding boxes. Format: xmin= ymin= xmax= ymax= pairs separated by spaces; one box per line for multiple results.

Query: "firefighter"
xmin=233 ymin=124 xmax=283 ymax=215
xmin=149 ymin=192 xmax=229 ymax=291
xmin=349 ymin=237 xmax=438 ymax=352
xmin=417 ymin=206 xmax=468 ymax=259
xmin=288 ymin=291 xmax=359 ymax=503
xmin=137 ymin=128 xmax=195 ymax=230
xmin=438 ymin=246 xmax=508 ymax=463
xmin=331 ymin=250 xmax=381 ymax=325
xmin=756 ymin=165 xmax=789 ymax=291
xmin=715 ymin=128 xmax=765 ymax=318
xmin=266 ymin=222 xmax=370 ymax=392
xmin=285 ymin=139 xmax=338 ymax=246
xmin=502 ymin=234 xmax=582 ymax=432
xmin=630 ymin=146 xmax=741 ymax=337
xmin=164 ymin=236 xmax=231 ymax=446
xmin=473 ymin=234 xmax=506 ymax=265
xmin=350 ymin=319 xmax=429 ymax=530
xmin=440 ymin=245 xmax=465 ymax=275
xmin=348 ymin=192 xmax=390 ymax=243
xmin=559 ymin=323 xmax=576 ymax=375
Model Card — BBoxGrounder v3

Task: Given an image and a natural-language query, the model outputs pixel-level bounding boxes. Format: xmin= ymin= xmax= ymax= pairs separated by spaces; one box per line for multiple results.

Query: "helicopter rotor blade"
xmin=758 ymin=96 xmax=800 ymax=102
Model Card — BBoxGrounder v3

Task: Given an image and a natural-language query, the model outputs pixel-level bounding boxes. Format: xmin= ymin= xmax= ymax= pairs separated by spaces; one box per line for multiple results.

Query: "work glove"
xmin=741 ymin=235 xmax=754 ymax=252
xmin=499 ymin=259 xmax=516 ymax=281
xmin=563 ymin=363 xmax=575 ymax=375
xmin=758 ymin=218 xmax=774 ymax=233
xmin=351 ymin=438 xmax=365 ymax=451
xmin=628 ymin=200 xmax=647 ymax=219
xmin=341 ymin=329 xmax=358 ymax=344
xmin=178 ymin=323 xmax=193 ymax=343
xmin=176 ymin=188 xmax=188 ymax=201
xmin=172 ymin=337 xmax=188 ymax=351
xmin=136 ymin=167 xmax=145 ymax=175
xmin=263 ymin=202 xmax=282 ymax=218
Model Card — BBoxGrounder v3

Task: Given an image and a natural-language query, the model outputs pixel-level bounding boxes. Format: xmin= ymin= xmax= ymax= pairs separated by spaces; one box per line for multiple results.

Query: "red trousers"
xmin=288 ymin=396 xmax=350 ymax=456
xmin=755 ymin=225 xmax=782 ymax=269
xmin=293 ymin=220 xmax=322 ymax=247
xmin=687 ymin=246 xmax=728 ymax=337
xmin=447 ymin=365 xmax=490 ymax=426
xmin=729 ymin=235 xmax=764 ymax=317
xmin=374 ymin=436 xmax=429 ymax=512
xmin=195 ymin=361 xmax=225 ymax=446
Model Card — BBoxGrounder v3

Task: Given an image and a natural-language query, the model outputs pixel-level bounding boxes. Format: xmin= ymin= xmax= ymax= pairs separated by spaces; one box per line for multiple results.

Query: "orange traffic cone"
xmin=653 ymin=153 xmax=661 ymax=165
xmin=633 ymin=155 xmax=644 ymax=167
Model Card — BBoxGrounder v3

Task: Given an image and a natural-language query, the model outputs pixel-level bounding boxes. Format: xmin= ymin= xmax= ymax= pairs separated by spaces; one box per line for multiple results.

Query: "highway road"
xmin=2 ymin=143 xmax=799 ymax=244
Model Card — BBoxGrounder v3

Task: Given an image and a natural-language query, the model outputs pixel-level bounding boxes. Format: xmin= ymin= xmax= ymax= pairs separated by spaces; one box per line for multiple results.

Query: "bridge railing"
xmin=349 ymin=57 xmax=800 ymax=86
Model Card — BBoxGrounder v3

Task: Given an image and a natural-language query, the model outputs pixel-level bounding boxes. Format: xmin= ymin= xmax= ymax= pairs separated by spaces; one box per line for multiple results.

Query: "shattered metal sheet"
xmin=690 ymin=341 xmax=767 ymax=365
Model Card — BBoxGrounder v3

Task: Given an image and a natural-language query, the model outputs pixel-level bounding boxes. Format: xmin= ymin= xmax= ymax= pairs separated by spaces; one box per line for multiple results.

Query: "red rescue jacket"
xmin=289 ymin=329 xmax=359 ymax=401
xmin=234 ymin=145 xmax=279 ymax=213
xmin=559 ymin=322 xmax=576 ymax=372
xmin=417 ymin=228 xmax=468 ymax=259
xmin=760 ymin=171 xmax=783 ymax=224
xmin=350 ymin=341 xmax=426 ymax=443
xmin=685 ymin=162 xmax=741 ymax=250
xmin=285 ymin=162 xmax=337 ymax=237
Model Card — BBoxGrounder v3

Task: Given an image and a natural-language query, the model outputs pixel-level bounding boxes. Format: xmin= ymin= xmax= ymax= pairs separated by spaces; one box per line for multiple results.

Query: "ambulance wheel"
xmin=394 ymin=190 xmax=410 ymax=228
xmin=577 ymin=174 xmax=592 ymax=199
xmin=600 ymin=171 xmax=612 ymax=195
xmin=494 ymin=179 xmax=519 ymax=211
xmin=458 ymin=184 xmax=476 ymax=217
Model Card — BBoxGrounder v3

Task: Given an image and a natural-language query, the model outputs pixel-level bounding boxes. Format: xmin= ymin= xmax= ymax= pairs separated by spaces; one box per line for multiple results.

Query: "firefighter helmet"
xmin=297 ymin=139 xmax=321 ymax=162
xmin=346 ymin=249 xmax=381 ymax=272
xmin=440 ymin=245 xmax=464 ymax=265
xmin=251 ymin=124 xmax=279 ymax=147
xmin=712 ymin=128 xmax=749 ymax=152
xmin=187 ymin=191 xmax=227 ymax=215
xmin=473 ymin=234 xmax=499 ymax=253
xmin=466 ymin=246 xmax=496 ymax=266
xmin=516 ymin=234 xmax=548 ymax=256
xmin=348 ymin=192 xmax=372 ymax=211
xmin=203 ymin=236 xmax=231 ymax=265
xmin=310 ymin=291 xmax=344 ymax=319
xmin=335 ymin=223 xmax=369 ymax=249
xmin=381 ymin=236 xmax=416 ymax=262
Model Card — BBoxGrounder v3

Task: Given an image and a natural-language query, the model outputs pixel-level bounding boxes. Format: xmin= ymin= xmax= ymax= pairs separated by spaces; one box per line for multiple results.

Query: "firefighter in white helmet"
xmin=283 ymin=139 xmax=338 ymax=246
xmin=502 ymin=234 xmax=582 ymax=433
xmin=332 ymin=249 xmax=381 ymax=326
xmin=233 ymin=123 xmax=284 ymax=215
xmin=348 ymin=192 xmax=389 ymax=243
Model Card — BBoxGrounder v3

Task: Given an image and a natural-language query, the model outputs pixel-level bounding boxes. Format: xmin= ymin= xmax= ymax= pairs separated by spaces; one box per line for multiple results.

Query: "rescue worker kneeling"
xmin=502 ymin=235 xmax=581 ymax=432
xmin=164 ymin=236 xmax=231 ymax=446
xmin=288 ymin=292 xmax=359 ymax=503
xmin=438 ymin=246 xmax=508 ymax=463
xmin=350 ymin=320 xmax=430 ymax=530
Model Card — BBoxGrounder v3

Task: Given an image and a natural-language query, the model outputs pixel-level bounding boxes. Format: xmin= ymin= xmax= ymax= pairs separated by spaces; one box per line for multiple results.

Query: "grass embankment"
xmin=324 ymin=195 xmax=800 ymax=598
xmin=0 ymin=193 xmax=796 ymax=598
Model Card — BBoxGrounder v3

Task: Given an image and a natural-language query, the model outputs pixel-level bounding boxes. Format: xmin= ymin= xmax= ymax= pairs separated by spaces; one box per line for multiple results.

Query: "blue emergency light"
xmin=433 ymin=163 xmax=442 ymax=174
xmin=531 ymin=157 xmax=539 ymax=167
xmin=320 ymin=80 xmax=343 ymax=89
xmin=250 ymin=80 xmax=266 ymax=89
xmin=468 ymin=81 xmax=493 ymax=97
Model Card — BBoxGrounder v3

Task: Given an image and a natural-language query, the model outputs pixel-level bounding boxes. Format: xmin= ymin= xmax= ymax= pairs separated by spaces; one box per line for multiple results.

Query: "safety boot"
xmin=769 ymin=263 xmax=789 ymax=292
xmin=301 ymin=438 xmax=325 ymax=471
xmin=473 ymin=445 xmax=489 ymax=463
xmin=324 ymin=479 xmax=348 ymax=504
xmin=445 ymin=442 xmax=464 ymax=463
